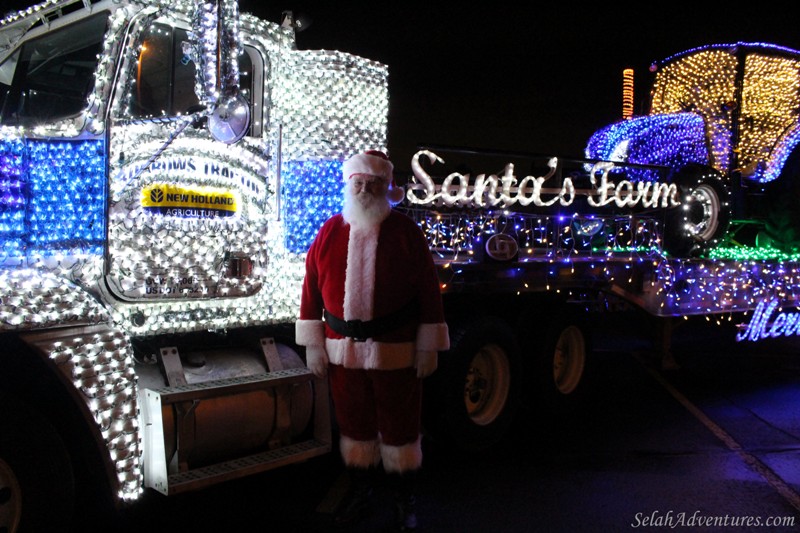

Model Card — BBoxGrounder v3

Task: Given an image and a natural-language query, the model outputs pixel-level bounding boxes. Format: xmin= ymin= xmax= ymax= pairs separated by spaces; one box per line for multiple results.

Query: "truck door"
xmin=105 ymin=19 xmax=271 ymax=306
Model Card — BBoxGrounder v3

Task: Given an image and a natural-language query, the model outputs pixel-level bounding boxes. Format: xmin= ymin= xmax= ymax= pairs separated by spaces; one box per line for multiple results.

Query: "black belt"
xmin=323 ymin=300 xmax=417 ymax=342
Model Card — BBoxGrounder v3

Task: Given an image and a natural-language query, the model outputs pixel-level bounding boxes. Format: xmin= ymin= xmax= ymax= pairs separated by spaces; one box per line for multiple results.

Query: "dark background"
xmin=246 ymin=2 xmax=800 ymax=170
xmin=5 ymin=1 xmax=800 ymax=169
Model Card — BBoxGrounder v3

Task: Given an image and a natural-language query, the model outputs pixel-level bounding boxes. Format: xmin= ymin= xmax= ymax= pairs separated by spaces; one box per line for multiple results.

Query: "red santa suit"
xmin=296 ymin=153 xmax=449 ymax=473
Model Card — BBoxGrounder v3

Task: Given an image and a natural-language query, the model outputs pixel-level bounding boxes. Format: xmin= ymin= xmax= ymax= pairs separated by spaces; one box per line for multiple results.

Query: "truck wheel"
xmin=423 ymin=316 xmax=520 ymax=452
xmin=0 ymin=395 xmax=75 ymax=533
xmin=663 ymin=165 xmax=730 ymax=257
xmin=537 ymin=311 xmax=591 ymax=407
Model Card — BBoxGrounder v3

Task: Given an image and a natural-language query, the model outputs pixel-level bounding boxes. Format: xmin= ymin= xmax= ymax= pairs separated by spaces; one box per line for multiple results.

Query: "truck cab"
xmin=0 ymin=1 xmax=388 ymax=530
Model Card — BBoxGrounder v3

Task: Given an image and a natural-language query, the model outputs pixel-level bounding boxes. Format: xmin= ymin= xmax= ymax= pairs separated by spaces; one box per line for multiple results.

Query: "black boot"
xmin=333 ymin=467 xmax=374 ymax=527
xmin=388 ymin=471 xmax=418 ymax=532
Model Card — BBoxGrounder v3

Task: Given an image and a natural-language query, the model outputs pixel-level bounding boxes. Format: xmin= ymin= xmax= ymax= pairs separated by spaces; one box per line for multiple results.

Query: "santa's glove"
xmin=415 ymin=350 xmax=438 ymax=378
xmin=305 ymin=345 xmax=329 ymax=379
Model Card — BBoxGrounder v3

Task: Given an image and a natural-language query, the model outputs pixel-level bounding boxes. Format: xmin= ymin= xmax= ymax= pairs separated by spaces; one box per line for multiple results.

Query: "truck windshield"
xmin=0 ymin=12 xmax=109 ymax=127
xmin=128 ymin=22 xmax=256 ymax=135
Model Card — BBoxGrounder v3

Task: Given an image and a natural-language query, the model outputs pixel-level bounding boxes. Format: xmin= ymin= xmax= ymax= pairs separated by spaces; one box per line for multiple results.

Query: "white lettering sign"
xmin=406 ymin=150 xmax=680 ymax=210
xmin=736 ymin=298 xmax=800 ymax=342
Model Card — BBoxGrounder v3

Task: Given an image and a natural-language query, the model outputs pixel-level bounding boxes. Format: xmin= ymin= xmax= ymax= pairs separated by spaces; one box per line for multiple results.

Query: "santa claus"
xmin=295 ymin=150 xmax=449 ymax=530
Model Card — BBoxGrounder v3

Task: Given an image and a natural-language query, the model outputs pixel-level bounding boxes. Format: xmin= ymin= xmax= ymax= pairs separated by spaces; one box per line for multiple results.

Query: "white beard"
xmin=342 ymin=184 xmax=391 ymax=229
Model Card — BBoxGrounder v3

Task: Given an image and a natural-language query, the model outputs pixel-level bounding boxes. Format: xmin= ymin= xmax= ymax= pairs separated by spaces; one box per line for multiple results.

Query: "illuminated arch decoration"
xmin=758 ymin=127 xmax=800 ymax=183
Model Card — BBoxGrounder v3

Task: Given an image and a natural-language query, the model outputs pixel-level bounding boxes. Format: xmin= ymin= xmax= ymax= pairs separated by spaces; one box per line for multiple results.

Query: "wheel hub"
xmin=464 ymin=344 xmax=511 ymax=426
xmin=552 ymin=325 xmax=586 ymax=395
xmin=0 ymin=458 xmax=22 ymax=533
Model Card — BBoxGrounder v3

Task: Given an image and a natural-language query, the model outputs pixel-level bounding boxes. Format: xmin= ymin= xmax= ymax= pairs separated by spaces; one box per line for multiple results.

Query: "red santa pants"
xmin=328 ymin=364 xmax=421 ymax=447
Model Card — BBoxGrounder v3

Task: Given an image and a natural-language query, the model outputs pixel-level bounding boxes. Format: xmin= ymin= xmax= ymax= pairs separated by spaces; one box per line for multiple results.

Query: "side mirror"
xmin=192 ymin=1 xmax=250 ymax=143
xmin=208 ymin=93 xmax=250 ymax=144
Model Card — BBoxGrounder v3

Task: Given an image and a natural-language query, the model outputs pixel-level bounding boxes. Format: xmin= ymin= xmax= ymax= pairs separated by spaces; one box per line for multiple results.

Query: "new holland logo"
xmin=142 ymin=184 xmax=237 ymax=219
xmin=485 ymin=233 xmax=519 ymax=261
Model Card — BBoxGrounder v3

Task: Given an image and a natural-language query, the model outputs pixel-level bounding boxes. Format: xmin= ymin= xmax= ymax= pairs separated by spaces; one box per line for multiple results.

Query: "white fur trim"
xmin=340 ymin=435 xmax=381 ymax=468
xmin=326 ymin=338 xmax=415 ymax=370
xmin=416 ymin=323 xmax=450 ymax=351
xmin=344 ymin=225 xmax=379 ymax=321
xmin=296 ymin=319 xmax=325 ymax=346
xmin=343 ymin=152 xmax=393 ymax=181
xmin=380 ymin=436 xmax=422 ymax=473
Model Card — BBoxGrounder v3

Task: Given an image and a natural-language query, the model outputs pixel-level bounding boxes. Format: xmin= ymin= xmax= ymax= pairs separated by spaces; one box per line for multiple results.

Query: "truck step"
xmin=163 ymin=438 xmax=331 ymax=495
xmin=146 ymin=367 xmax=315 ymax=400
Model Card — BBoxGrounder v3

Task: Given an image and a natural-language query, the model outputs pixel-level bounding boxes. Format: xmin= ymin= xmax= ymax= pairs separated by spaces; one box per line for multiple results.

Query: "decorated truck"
xmin=411 ymin=41 xmax=800 ymax=450
xmin=0 ymin=0 xmax=387 ymax=530
xmin=2 ymin=0 xmax=800 ymax=528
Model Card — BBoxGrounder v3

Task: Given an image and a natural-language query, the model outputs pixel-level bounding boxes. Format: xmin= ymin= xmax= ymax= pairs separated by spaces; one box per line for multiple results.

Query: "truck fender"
xmin=0 ymin=269 xmax=110 ymax=332
xmin=0 ymin=271 xmax=132 ymax=510
xmin=16 ymin=323 xmax=140 ymax=504
xmin=0 ymin=270 xmax=132 ymax=520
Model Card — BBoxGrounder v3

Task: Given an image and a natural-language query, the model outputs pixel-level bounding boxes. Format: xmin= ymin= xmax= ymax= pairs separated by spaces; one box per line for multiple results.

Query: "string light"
xmin=590 ymin=43 xmax=800 ymax=184
xmin=0 ymin=0 xmax=387 ymax=503
xmin=579 ymin=42 xmax=800 ymax=326
xmin=5 ymin=2 xmax=800 ymax=507
xmin=622 ymin=68 xmax=634 ymax=119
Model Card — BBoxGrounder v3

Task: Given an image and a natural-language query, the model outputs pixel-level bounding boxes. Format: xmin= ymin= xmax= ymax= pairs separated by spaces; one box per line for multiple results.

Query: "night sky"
xmin=243 ymin=2 xmax=800 ymax=172
xmin=5 ymin=0 xmax=800 ymax=172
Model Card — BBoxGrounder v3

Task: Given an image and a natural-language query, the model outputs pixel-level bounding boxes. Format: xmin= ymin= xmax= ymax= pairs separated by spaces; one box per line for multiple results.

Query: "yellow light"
xmin=622 ymin=68 xmax=635 ymax=119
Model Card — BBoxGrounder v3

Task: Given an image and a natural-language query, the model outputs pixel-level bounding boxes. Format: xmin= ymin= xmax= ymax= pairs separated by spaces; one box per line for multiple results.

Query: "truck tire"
xmin=0 ymin=394 xmax=75 ymax=533
xmin=537 ymin=310 xmax=591 ymax=408
xmin=423 ymin=316 xmax=520 ymax=452
xmin=663 ymin=165 xmax=730 ymax=257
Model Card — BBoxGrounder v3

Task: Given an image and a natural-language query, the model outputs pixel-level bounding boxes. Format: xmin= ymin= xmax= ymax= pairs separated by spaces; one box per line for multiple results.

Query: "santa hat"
xmin=342 ymin=150 xmax=405 ymax=204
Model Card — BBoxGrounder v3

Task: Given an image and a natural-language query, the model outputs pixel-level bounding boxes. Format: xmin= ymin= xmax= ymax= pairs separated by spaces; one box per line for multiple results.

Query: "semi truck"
xmin=0 ymin=0 xmax=385 ymax=530
xmin=1 ymin=0 xmax=800 ymax=530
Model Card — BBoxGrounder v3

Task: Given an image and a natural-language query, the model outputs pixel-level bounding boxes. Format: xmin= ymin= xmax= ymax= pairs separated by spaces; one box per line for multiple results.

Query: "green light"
xmin=706 ymin=245 xmax=800 ymax=262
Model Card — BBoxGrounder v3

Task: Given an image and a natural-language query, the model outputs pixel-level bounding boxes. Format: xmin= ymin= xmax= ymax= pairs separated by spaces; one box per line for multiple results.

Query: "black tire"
xmin=536 ymin=309 xmax=592 ymax=410
xmin=423 ymin=316 xmax=521 ymax=453
xmin=0 ymin=394 xmax=75 ymax=533
xmin=663 ymin=164 xmax=731 ymax=257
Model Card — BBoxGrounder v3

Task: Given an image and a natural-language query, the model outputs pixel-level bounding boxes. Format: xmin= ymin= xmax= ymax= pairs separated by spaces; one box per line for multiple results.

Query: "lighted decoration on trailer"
xmin=406 ymin=150 xmax=680 ymax=209
xmin=647 ymin=42 xmax=800 ymax=184
xmin=737 ymin=298 xmax=800 ymax=341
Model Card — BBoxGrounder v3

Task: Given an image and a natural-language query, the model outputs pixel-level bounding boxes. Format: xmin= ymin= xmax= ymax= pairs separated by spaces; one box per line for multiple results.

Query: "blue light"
xmin=656 ymin=42 xmax=800 ymax=67
xmin=0 ymin=138 xmax=106 ymax=259
xmin=585 ymin=113 xmax=709 ymax=175
xmin=281 ymin=159 xmax=344 ymax=253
